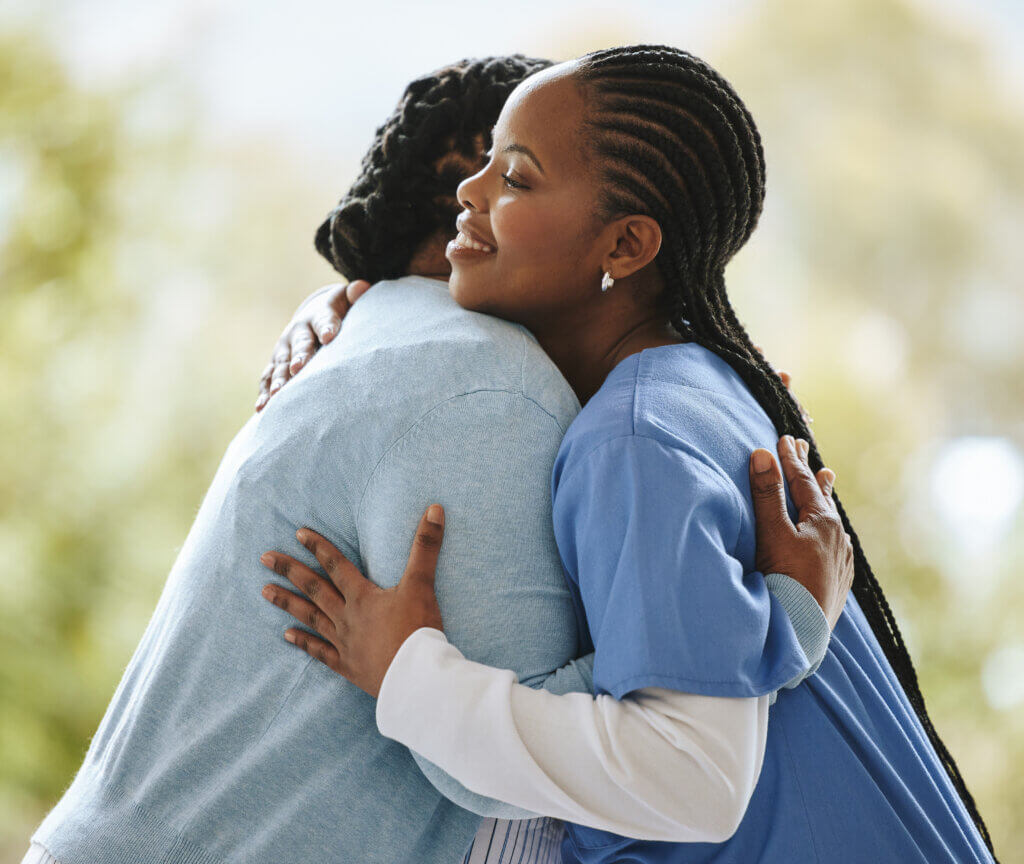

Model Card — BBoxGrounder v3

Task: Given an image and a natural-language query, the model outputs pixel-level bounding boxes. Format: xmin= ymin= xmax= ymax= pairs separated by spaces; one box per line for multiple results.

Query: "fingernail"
xmin=752 ymin=450 xmax=772 ymax=474
xmin=255 ymin=396 xmax=267 ymax=410
xmin=426 ymin=504 xmax=444 ymax=526
xmin=322 ymin=326 xmax=335 ymax=340
xmin=797 ymin=439 xmax=809 ymax=459
xmin=260 ymin=553 xmax=273 ymax=567
xmin=261 ymin=585 xmax=273 ymax=599
xmin=284 ymin=631 xmax=296 ymax=644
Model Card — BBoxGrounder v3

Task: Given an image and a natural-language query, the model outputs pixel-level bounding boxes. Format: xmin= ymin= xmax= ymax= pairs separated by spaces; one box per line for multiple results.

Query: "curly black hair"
xmin=315 ymin=54 xmax=553 ymax=283
xmin=574 ymin=43 xmax=996 ymax=858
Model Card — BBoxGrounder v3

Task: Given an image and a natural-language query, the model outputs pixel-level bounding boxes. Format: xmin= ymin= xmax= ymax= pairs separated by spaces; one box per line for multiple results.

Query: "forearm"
xmin=377 ymin=628 xmax=768 ymax=843
xmin=409 ymin=752 xmax=541 ymax=820
xmin=390 ymin=575 xmax=816 ymax=827
xmin=408 ymin=652 xmax=595 ymax=818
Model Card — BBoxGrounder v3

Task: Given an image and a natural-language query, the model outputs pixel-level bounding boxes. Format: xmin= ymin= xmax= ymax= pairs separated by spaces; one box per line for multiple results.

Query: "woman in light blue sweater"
xmin=259 ymin=46 xmax=996 ymax=863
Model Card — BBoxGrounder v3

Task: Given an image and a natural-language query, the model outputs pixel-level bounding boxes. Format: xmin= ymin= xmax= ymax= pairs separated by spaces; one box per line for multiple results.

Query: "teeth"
xmin=455 ymin=231 xmax=494 ymax=253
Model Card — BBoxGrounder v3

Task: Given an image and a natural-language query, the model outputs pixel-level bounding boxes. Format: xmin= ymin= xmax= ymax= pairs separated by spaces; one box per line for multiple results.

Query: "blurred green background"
xmin=2 ymin=0 xmax=1022 ymax=860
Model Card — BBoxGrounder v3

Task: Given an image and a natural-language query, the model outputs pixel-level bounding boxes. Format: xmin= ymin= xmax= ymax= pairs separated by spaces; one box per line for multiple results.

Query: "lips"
xmin=455 ymin=216 xmax=497 ymax=251
xmin=452 ymin=231 xmax=495 ymax=253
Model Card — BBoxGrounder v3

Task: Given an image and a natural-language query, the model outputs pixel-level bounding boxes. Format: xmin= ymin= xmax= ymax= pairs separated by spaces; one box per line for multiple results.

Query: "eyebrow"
xmin=487 ymin=127 xmax=544 ymax=176
xmin=501 ymin=143 xmax=545 ymax=176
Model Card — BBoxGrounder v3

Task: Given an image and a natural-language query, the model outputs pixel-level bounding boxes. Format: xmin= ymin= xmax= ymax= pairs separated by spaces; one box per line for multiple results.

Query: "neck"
xmin=403 ymin=252 xmax=682 ymax=406
xmin=527 ymin=297 xmax=683 ymax=407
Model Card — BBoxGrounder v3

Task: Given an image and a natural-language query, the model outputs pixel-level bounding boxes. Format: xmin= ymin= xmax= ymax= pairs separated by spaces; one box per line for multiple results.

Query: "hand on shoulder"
xmin=748 ymin=436 xmax=854 ymax=629
xmin=255 ymin=279 xmax=372 ymax=411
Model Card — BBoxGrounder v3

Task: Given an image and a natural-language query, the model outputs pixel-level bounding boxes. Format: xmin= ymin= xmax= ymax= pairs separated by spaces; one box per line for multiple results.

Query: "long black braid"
xmin=315 ymin=54 xmax=552 ymax=282
xmin=575 ymin=44 xmax=996 ymax=858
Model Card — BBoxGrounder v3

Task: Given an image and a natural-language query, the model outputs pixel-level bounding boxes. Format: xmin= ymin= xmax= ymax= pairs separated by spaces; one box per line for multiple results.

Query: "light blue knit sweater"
xmin=32 ymin=276 xmax=825 ymax=864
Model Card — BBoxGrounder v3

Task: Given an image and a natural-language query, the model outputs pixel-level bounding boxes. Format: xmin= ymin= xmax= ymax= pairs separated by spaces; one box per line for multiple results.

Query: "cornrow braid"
xmin=315 ymin=54 xmax=552 ymax=283
xmin=575 ymin=43 xmax=996 ymax=858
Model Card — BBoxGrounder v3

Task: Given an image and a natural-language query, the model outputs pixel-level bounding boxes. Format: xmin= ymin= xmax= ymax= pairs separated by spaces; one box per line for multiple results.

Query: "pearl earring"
xmin=601 ymin=271 xmax=615 ymax=292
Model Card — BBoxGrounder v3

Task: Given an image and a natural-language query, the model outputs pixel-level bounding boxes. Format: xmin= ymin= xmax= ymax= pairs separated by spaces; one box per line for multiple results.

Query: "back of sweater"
xmin=32 ymin=276 xmax=584 ymax=864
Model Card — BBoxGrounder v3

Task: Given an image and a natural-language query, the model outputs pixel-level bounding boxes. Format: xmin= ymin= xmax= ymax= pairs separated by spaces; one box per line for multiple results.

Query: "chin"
xmin=448 ymin=271 xmax=489 ymax=312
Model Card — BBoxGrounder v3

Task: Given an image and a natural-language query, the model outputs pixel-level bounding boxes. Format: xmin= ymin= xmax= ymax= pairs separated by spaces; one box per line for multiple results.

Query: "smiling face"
xmin=446 ymin=61 xmax=612 ymax=330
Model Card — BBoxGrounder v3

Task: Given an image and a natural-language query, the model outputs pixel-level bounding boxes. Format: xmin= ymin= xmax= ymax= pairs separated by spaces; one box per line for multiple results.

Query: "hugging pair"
xmin=28 ymin=46 xmax=994 ymax=864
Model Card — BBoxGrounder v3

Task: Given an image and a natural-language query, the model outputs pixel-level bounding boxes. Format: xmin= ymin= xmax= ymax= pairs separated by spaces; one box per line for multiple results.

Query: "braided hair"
xmin=574 ymin=43 xmax=996 ymax=857
xmin=315 ymin=54 xmax=552 ymax=282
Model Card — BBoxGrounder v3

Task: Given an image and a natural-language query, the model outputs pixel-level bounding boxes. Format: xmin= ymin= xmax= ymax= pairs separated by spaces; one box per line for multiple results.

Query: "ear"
xmin=601 ymin=215 xmax=662 ymax=280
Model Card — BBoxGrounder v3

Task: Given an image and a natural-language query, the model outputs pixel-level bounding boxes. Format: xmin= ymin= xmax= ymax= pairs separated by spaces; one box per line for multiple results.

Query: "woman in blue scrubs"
xmin=259 ymin=45 xmax=997 ymax=862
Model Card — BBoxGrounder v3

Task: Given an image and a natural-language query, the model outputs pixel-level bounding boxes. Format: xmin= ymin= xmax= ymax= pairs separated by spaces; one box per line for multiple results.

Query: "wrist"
xmin=377 ymin=626 xmax=446 ymax=703
xmin=376 ymin=627 xmax=450 ymax=730
xmin=764 ymin=572 xmax=830 ymax=682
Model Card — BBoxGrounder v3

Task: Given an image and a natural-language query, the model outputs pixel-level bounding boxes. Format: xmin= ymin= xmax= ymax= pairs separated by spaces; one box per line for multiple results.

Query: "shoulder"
xmin=344 ymin=276 xmax=577 ymax=430
xmin=631 ymin=342 xmax=767 ymax=446
xmin=360 ymin=388 xmax=568 ymax=510
xmin=552 ymin=354 xmax=641 ymax=490
xmin=553 ymin=347 xmax=745 ymax=504
xmin=553 ymin=433 xmax=744 ymax=525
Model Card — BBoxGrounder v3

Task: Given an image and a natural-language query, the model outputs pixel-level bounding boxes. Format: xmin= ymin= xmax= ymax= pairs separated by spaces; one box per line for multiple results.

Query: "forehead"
xmin=495 ymin=62 xmax=588 ymax=173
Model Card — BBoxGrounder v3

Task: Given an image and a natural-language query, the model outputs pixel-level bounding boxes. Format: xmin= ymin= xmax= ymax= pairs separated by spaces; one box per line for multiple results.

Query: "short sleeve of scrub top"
xmin=552 ymin=434 xmax=810 ymax=701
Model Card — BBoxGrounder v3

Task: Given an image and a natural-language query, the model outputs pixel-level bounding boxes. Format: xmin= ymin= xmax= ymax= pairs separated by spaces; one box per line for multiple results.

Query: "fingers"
xmin=288 ymin=323 xmax=318 ymax=375
xmin=314 ymin=283 xmax=350 ymax=344
xmin=402 ymin=505 xmax=445 ymax=591
xmin=827 ymin=532 xmax=856 ymax=628
xmin=312 ymin=311 xmax=342 ymax=345
xmin=269 ymin=347 xmax=291 ymax=396
xmin=816 ymin=467 xmax=837 ymax=511
xmin=777 ymin=435 xmax=828 ymax=522
xmin=749 ymin=448 xmax=796 ymax=546
xmin=261 ymin=582 xmax=338 ymax=642
xmin=256 ymin=362 xmax=275 ymax=412
xmin=346 ymin=279 xmax=372 ymax=306
xmin=283 ymin=628 xmax=343 ymax=671
xmin=260 ymin=550 xmax=345 ymax=619
xmin=295 ymin=528 xmax=369 ymax=599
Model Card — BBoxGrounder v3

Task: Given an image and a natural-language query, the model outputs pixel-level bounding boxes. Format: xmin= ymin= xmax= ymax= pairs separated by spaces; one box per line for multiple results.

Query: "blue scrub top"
xmin=550 ymin=343 xmax=992 ymax=864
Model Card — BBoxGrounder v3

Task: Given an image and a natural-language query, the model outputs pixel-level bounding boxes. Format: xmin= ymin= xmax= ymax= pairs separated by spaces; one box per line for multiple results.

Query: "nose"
xmin=456 ymin=165 xmax=488 ymax=214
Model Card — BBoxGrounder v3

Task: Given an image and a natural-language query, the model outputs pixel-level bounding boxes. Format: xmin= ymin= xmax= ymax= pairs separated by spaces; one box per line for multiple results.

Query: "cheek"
xmin=494 ymin=199 xmax=582 ymax=270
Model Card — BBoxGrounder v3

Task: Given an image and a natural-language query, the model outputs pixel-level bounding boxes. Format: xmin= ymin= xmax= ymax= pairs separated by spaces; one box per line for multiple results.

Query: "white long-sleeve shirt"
xmin=377 ymin=627 xmax=774 ymax=844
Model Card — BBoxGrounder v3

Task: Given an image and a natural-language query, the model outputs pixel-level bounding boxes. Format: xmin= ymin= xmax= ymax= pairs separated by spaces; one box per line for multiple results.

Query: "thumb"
xmin=749 ymin=448 xmax=796 ymax=543
xmin=346 ymin=279 xmax=372 ymax=305
xmin=401 ymin=504 xmax=445 ymax=591
xmin=315 ymin=283 xmax=350 ymax=344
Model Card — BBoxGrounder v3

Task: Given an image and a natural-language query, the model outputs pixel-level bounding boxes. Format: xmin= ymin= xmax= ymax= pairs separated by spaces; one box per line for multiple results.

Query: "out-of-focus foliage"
xmin=0 ymin=24 xmax=340 ymax=864
xmin=0 ymin=27 xmax=126 ymax=844
xmin=1 ymin=0 xmax=1022 ymax=861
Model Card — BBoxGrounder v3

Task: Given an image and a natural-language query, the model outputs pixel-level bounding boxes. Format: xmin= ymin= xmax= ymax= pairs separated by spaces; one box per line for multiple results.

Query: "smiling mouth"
xmin=452 ymin=230 xmax=496 ymax=253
